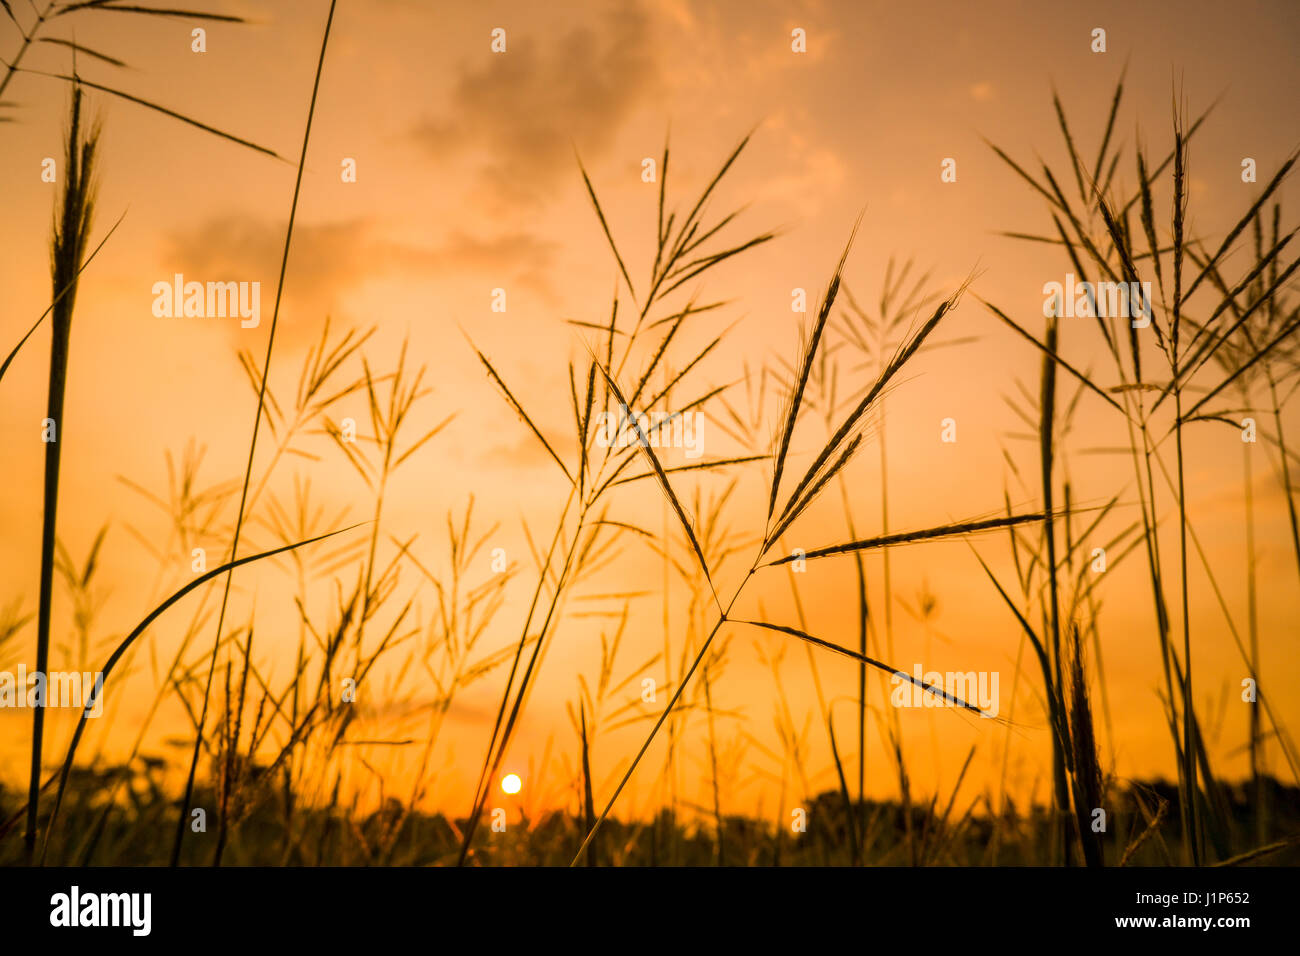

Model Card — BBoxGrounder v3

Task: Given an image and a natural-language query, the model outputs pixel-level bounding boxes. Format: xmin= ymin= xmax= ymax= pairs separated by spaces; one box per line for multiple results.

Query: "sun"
xmin=501 ymin=773 xmax=522 ymax=795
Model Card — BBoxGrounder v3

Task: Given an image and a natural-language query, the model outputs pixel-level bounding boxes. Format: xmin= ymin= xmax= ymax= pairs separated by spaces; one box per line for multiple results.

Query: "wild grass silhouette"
xmin=2 ymin=11 xmax=1298 ymax=867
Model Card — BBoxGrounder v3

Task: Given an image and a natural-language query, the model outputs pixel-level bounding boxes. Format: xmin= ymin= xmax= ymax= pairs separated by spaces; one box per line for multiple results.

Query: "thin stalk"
xmin=1266 ymin=370 xmax=1300 ymax=584
xmin=1244 ymin=426 xmax=1263 ymax=844
xmin=1039 ymin=315 xmax=1072 ymax=865
xmin=703 ymin=669 xmax=724 ymax=866
xmin=170 ymin=0 xmax=337 ymax=866
xmin=1174 ymin=391 xmax=1199 ymax=863
xmin=26 ymin=82 xmax=95 ymax=861
xmin=572 ymin=581 xmax=743 ymax=864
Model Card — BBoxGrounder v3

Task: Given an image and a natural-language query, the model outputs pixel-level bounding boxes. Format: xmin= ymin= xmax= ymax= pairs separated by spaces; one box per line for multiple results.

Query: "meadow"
xmin=2 ymin=1 xmax=1298 ymax=868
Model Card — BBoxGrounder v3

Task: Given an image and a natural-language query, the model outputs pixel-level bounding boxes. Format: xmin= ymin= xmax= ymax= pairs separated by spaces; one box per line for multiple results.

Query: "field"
xmin=2 ymin=0 xmax=1299 ymax=869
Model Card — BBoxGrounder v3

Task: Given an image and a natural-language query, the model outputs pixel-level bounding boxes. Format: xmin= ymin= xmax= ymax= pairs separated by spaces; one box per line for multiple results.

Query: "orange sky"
xmin=2 ymin=0 xmax=1299 ymax=823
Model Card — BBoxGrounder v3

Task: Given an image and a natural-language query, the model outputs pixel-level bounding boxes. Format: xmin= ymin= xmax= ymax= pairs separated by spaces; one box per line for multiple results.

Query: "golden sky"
xmin=2 ymin=0 xmax=1299 ymax=821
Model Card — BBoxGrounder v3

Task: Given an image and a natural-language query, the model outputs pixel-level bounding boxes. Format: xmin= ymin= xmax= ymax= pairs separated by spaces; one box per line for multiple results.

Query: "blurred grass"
xmin=5 ymin=765 xmax=1298 ymax=866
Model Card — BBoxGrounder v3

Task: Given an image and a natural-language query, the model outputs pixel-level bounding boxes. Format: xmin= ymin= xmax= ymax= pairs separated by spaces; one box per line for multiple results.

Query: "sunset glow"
xmin=2 ymin=0 xmax=1298 ymax=873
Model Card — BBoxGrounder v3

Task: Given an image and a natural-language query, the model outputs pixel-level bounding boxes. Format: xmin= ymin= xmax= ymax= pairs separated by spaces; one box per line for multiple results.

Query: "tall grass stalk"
xmin=172 ymin=0 xmax=338 ymax=867
xmin=25 ymin=81 xmax=96 ymax=861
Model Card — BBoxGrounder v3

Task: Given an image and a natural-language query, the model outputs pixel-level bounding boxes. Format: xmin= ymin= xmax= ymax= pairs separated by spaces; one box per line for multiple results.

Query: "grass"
xmin=172 ymin=0 xmax=339 ymax=867
xmin=2 ymin=40 xmax=1298 ymax=869
xmin=6 ymin=763 xmax=1298 ymax=865
xmin=985 ymin=73 xmax=1300 ymax=865
xmin=0 ymin=2 xmax=281 ymax=157
xmin=25 ymin=77 xmax=96 ymax=861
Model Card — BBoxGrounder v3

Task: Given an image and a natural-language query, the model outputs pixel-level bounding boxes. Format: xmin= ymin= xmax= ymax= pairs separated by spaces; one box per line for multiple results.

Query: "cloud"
xmin=378 ymin=230 xmax=561 ymax=299
xmin=162 ymin=217 xmax=373 ymax=293
xmin=160 ymin=216 xmax=563 ymax=322
xmin=753 ymin=142 xmax=847 ymax=213
xmin=476 ymin=430 xmax=564 ymax=473
xmin=409 ymin=4 xmax=660 ymax=208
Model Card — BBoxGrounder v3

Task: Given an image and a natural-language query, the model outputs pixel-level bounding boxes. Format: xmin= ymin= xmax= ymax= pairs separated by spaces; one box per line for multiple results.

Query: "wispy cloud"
xmin=409 ymin=4 xmax=660 ymax=209
xmin=160 ymin=216 xmax=564 ymax=332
